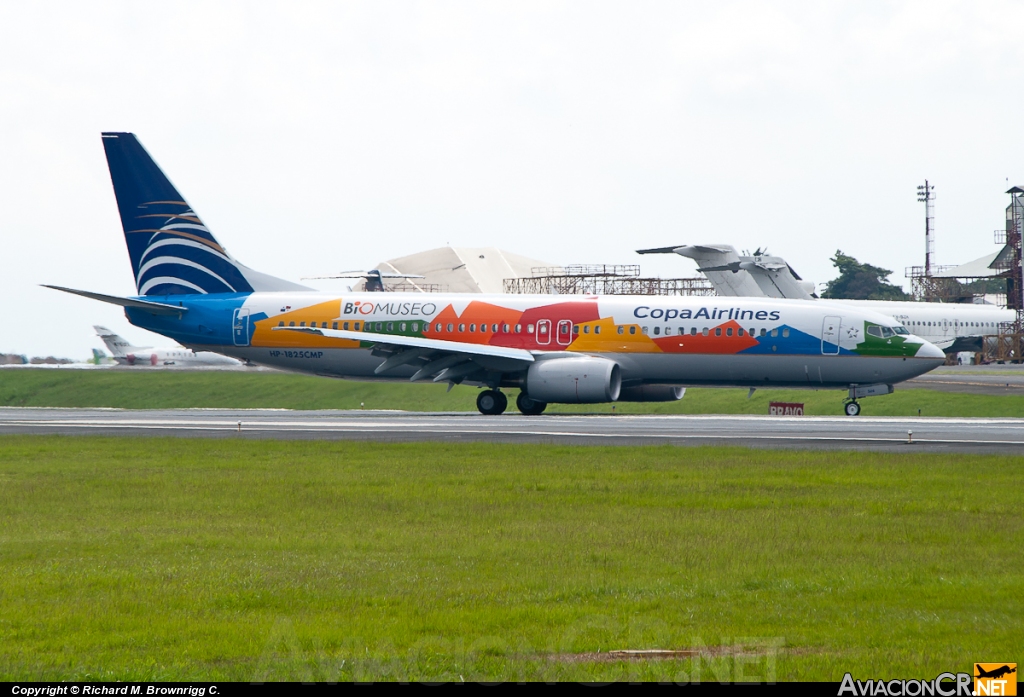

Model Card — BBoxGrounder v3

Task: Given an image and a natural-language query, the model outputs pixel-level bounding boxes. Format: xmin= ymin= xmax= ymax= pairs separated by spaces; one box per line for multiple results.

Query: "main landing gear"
xmin=476 ymin=390 xmax=508 ymax=415
xmin=844 ymin=401 xmax=861 ymax=416
xmin=516 ymin=391 xmax=547 ymax=416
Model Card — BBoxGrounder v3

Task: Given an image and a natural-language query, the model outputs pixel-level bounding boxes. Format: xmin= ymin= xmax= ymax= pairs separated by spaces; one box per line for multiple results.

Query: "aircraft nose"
xmin=915 ymin=339 xmax=945 ymax=360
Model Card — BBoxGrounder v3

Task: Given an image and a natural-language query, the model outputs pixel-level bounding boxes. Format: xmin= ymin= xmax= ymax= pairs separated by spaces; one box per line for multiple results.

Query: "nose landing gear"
xmin=476 ymin=389 xmax=508 ymax=415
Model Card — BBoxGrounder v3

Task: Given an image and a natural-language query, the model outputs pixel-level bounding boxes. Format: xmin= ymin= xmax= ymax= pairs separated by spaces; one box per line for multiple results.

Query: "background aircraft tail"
xmin=93 ymin=325 xmax=143 ymax=357
xmin=101 ymin=132 xmax=310 ymax=297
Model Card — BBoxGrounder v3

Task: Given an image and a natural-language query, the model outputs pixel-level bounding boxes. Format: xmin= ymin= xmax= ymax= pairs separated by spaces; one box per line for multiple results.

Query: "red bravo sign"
xmin=769 ymin=402 xmax=804 ymax=416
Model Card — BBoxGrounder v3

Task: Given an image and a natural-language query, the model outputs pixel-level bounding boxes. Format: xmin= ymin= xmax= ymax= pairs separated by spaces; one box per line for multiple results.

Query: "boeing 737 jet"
xmin=46 ymin=133 xmax=945 ymax=416
xmin=94 ymin=325 xmax=242 ymax=367
xmin=639 ymin=245 xmax=1015 ymax=353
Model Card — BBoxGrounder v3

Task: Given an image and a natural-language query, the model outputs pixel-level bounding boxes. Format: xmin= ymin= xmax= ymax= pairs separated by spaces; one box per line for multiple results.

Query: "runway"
xmin=3 ymin=407 xmax=1024 ymax=454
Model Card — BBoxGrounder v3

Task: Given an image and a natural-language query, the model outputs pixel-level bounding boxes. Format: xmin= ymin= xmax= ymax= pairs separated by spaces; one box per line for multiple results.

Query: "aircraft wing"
xmin=273 ymin=326 xmax=535 ymax=384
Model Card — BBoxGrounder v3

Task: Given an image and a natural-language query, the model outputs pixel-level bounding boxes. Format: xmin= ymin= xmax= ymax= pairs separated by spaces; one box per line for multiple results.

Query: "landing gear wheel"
xmin=844 ymin=401 xmax=861 ymax=416
xmin=516 ymin=391 xmax=547 ymax=416
xmin=476 ymin=390 xmax=508 ymax=415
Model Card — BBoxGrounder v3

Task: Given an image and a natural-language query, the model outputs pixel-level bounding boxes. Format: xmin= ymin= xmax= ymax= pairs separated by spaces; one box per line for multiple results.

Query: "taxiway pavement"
xmin=2 ymin=407 xmax=1023 ymax=454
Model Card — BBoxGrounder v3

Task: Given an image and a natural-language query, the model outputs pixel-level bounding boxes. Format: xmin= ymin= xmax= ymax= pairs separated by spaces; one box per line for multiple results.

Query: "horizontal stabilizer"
xmin=42 ymin=285 xmax=188 ymax=315
xmin=636 ymin=246 xmax=686 ymax=255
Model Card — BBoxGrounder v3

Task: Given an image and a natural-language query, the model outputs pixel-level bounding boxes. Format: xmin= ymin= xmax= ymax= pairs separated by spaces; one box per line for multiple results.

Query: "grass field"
xmin=2 ymin=369 xmax=1024 ymax=416
xmin=0 ymin=436 xmax=1020 ymax=681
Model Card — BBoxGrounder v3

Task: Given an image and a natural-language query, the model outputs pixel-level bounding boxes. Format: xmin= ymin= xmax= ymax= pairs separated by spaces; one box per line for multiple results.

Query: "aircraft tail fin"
xmin=100 ymin=133 xmax=310 ymax=296
xmin=93 ymin=325 xmax=142 ymax=357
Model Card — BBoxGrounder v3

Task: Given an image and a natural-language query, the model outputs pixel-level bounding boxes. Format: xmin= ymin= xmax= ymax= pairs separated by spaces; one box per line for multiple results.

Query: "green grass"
xmin=0 ymin=436 xmax=1020 ymax=681
xmin=2 ymin=369 xmax=1024 ymax=416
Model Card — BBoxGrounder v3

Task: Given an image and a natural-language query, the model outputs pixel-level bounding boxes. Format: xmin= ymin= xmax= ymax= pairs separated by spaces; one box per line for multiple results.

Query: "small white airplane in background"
xmin=94 ymin=326 xmax=243 ymax=367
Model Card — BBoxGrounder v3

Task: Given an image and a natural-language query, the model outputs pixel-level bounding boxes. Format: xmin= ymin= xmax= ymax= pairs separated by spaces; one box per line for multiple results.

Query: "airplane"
xmin=94 ymin=325 xmax=243 ymax=367
xmin=975 ymin=665 xmax=1016 ymax=680
xmin=89 ymin=348 xmax=116 ymax=365
xmin=45 ymin=133 xmax=945 ymax=416
xmin=639 ymin=245 xmax=1015 ymax=354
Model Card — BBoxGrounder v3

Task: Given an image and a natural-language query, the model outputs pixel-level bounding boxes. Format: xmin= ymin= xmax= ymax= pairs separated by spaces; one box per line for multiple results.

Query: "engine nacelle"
xmin=525 ymin=357 xmax=621 ymax=403
xmin=618 ymin=385 xmax=686 ymax=402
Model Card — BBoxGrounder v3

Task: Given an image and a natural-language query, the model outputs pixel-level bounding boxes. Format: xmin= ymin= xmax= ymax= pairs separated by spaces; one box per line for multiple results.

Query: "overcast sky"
xmin=3 ymin=1 xmax=1024 ymax=357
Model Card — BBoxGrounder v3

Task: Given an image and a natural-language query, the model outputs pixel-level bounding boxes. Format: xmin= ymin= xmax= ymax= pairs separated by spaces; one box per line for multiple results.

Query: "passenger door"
xmin=232 ymin=308 xmax=250 ymax=346
xmin=821 ymin=316 xmax=841 ymax=355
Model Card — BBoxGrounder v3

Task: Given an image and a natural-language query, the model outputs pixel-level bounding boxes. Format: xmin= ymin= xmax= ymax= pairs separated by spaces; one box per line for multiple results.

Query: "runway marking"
xmin=4 ymin=419 xmax=1023 ymax=446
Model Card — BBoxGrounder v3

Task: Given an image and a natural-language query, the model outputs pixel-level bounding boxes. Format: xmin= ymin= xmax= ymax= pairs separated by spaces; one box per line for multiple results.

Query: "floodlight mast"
xmin=916 ymin=180 xmax=935 ymax=277
xmin=1005 ymin=186 xmax=1024 ymax=332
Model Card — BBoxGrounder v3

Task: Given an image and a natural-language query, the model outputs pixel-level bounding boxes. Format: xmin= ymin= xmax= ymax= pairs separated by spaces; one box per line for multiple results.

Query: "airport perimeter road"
xmin=2 ymin=408 xmax=1024 ymax=454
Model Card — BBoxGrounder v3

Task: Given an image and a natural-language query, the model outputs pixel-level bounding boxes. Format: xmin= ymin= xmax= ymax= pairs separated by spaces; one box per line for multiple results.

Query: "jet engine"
xmin=525 ymin=357 xmax=621 ymax=403
xmin=618 ymin=385 xmax=686 ymax=402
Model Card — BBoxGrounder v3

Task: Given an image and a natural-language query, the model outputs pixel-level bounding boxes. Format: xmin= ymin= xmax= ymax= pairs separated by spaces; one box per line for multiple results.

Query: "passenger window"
xmin=515 ymin=324 xmax=522 ymax=333
xmin=715 ymin=328 xmax=722 ymax=336
xmin=737 ymin=328 xmax=744 ymax=336
xmin=400 ymin=323 xmax=407 ymax=331
xmin=343 ymin=322 xmax=349 ymax=330
xmin=629 ymin=326 xmax=636 ymax=335
xmin=332 ymin=322 xmax=338 ymax=330
xmin=354 ymin=322 xmax=360 ymax=330
xmin=278 ymin=321 xmax=284 ymax=327
xmin=469 ymin=324 xmax=476 ymax=332
xmin=760 ymin=328 xmax=766 ymax=337
xmin=594 ymin=325 xmax=601 ymax=335
xmin=481 ymin=324 xmax=488 ymax=333
xmin=447 ymin=323 xmax=454 ymax=332
xmin=436 ymin=323 xmax=442 ymax=332
xmin=583 ymin=326 xmax=590 ymax=334
xmin=574 ymin=325 xmax=580 ymax=334
xmin=375 ymin=322 xmax=382 ymax=331
xmin=782 ymin=328 xmax=790 ymax=338
xmin=665 ymin=327 xmax=672 ymax=335
xmin=459 ymin=323 xmax=466 ymax=332
xmin=726 ymin=328 xmax=733 ymax=337
xmin=642 ymin=326 xmax=649 ymax=335
xmin=653 ymin=327 xmax=660 ymax=335
xmin=387 ymin=322 xmax=394 ymax=331
xmin=771 ymin=329 xmax=778 ymax=337
xmin=300 ymin=321 xmax=306 ymax=327
xmin=691 ymin=328 xmax=697 ymax=336
xmin=411 ymin=322 xmax=418 ymax=332
xmin=617 ymin=326 xmax=624 ymax=334
xmin=527 ymin=324 xmax=535 ymax=333
xmin=702 ymin=327 xmax=709 ymax=336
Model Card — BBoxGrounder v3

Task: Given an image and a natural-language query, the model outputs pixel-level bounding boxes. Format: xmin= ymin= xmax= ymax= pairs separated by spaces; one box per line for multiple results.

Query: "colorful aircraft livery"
xmin=46 ymin=133 xmax=946 ymax=416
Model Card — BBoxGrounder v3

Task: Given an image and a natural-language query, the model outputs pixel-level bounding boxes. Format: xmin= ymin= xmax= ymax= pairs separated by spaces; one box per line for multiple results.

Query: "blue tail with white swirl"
xmin=101 ymin=132 xmax=309 ymax=296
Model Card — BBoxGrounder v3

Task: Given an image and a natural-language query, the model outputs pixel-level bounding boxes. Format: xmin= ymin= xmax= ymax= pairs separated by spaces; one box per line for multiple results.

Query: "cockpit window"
xmin=893 ymin=326 xmax=909 ymax=335
xmin=867 ymin=326 xmax=882 ymax=338
xmin=880 ymin=327 xmax=895 ymax=338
